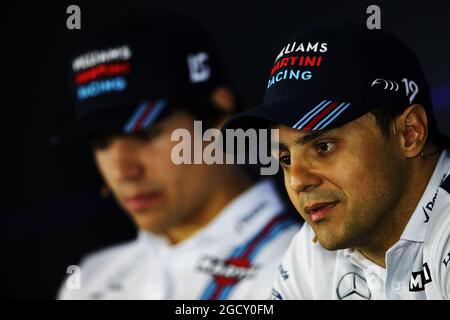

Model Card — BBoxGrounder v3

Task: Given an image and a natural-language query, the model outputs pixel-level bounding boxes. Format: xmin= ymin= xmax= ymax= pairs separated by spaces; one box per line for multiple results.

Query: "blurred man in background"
xmin=58 ymin=11 xmax=300 ymax=299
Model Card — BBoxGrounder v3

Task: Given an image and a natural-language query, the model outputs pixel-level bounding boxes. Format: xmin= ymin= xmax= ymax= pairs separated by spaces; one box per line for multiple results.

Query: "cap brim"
xmin=223 ymin=97 xmax=367 ymax=133
xmin=60 ymin=107 xmax=138 ymax=144
xmin=53 ymin=100 xmax=173 ymax=146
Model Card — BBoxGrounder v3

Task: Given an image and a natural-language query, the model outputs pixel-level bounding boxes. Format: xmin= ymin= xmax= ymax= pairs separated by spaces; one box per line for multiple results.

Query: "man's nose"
xmin=288 ymin=159 xmax=322 ymax=193
xmin=109 ymin=139 xmax=144 ymax=182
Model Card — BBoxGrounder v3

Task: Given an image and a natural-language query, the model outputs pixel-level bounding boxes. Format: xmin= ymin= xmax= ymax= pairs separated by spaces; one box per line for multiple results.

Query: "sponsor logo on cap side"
xmin=371 ymin=78 xmax=399 ymax=91
xmin=187 ymin=52 xmax=211 ymax=83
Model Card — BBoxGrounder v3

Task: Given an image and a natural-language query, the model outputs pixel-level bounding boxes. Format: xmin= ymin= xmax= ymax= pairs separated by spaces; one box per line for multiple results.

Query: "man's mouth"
xmin=122 ymin=191 xmax=163 ymax=211
xmin=303 ymin=201 xmax=339 ymax=223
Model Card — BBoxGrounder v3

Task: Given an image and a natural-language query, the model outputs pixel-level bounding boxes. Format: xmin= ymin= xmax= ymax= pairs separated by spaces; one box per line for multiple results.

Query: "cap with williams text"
xmin=64 ymin=12 xmax=223 ymax=141
xmin=224 ymin=23 xmax=441 ymax=137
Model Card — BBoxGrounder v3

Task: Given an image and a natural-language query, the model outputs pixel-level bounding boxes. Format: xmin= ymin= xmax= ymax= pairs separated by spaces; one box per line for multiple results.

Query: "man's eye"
xmin=279 ymin=155 xmax=291 ymax=167
xmin=315 ymin=142 xmax=335 ymax=154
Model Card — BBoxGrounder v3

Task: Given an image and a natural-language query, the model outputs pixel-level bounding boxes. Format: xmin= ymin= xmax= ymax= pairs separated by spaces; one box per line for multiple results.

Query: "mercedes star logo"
xmin=336 ymin=272 xmax=371 ymax=300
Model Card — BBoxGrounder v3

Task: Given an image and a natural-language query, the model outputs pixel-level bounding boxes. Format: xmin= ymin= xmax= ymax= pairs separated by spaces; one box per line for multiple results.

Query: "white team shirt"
xmin=272 ymin=150 xmax=450 ymax=300
xmin=58 ymin=179 xmax=300 ymax=299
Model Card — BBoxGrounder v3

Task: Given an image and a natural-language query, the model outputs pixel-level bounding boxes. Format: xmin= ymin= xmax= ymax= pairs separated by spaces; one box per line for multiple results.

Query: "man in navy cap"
xmin=57 ymin=12 xmax=300 ymax=299
xmin=225 ymin=23 xmax=450 ymax=299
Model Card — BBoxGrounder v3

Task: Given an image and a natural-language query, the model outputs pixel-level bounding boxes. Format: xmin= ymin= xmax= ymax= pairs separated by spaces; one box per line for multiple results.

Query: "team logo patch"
xmin=267 ymin=42 xmax=328 ymax=89
xmin=72 ymin=45 xmax=132 ymax=101
xmin=196 ymin=255 xmax=260 ymax=285
xmin=336 ymin=272 xmax=371 ymax=300
xmin=409 ymin=263 xmax=432 ymax=292
xmin=199 ymin=213 xmax=295 ymax=300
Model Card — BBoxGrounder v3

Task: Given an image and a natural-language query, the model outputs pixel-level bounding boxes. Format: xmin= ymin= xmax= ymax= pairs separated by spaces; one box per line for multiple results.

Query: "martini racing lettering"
xmin=409 ymin=263 xmax=432 ymax=292
xmin=271 ymin=55 xmax=323 ymax=75
xmin=75 ymin=62 xmax=130 ymax=84
xmin=268 ymin=42 xmax=327 ymax=88
xmin=77 ymin=77 xmax=127 ymax=100
xmin=267 ymin=69 xmax=312 ymax=88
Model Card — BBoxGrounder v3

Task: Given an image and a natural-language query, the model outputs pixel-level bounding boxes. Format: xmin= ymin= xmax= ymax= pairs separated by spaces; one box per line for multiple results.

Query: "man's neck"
xmin=356 ymin=152 xmax=441 ymax=267
xmin=164 ymin=167 xmax=254 ymax=245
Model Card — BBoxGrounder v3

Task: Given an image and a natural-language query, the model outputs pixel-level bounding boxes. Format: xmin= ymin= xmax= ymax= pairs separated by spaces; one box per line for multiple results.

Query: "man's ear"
xmin=210 ymin=86 xmax=235 ymax=114
xmin=394 ymin=104 xmax=428 ymax=158
xmin=210 ymin=86 xmax=236 ymax=128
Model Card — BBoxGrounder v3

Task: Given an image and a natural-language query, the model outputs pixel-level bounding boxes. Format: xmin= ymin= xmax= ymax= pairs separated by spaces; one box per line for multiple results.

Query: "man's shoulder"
xmin=79 ymin=238 xmax=142 ymax=272
xmin=423 ymin=175 xmax=450 ymax=299
xmin=58 ymin=239 xmax=141 ymax=299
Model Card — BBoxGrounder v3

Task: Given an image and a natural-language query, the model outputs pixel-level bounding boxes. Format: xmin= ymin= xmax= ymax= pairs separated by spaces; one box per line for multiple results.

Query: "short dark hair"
xmin=177 ymin=95 xmax=233 ymax=129
xmin=156 ymin=85 xmax=243 ymax=130
xmin=370 ymin=106 xmax=450 ymax=150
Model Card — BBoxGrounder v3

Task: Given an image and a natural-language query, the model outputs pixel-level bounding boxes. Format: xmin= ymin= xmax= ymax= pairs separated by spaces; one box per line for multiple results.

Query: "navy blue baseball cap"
xmin=63 ymin=12 xmax=223 ymax=141
xmin=224 ymin=23 xmax=442 ymax=137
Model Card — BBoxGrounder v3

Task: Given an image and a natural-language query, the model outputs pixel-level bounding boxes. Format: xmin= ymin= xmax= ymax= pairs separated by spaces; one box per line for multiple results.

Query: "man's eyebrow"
xmin=274 ymin=129 xmax=334 ymax=152
xmin=294 ymin=130 xmax=326 ymax=146
xmin=274 ymin=130 xmax=326 ymax=152
xmin=277 ymin=142 xmax=289 ymax=152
